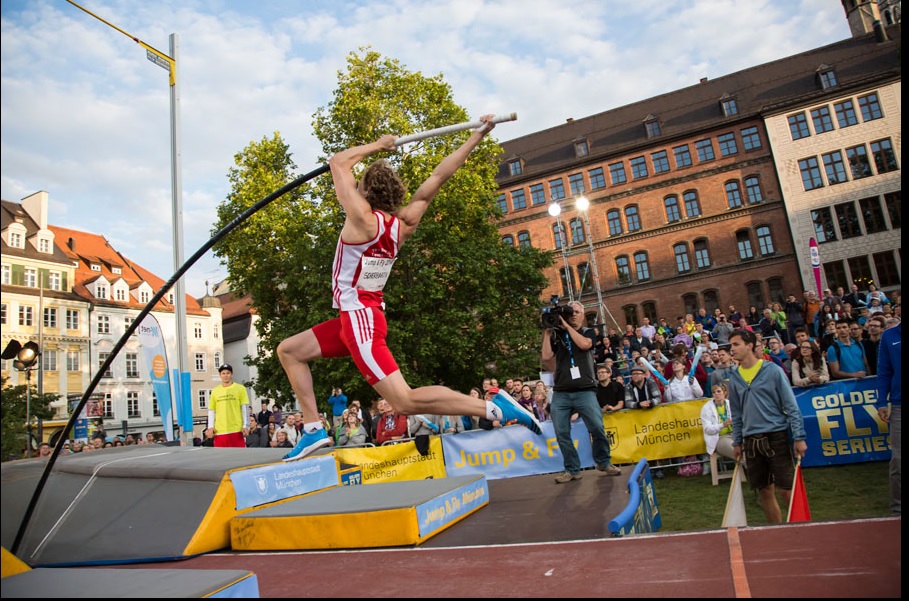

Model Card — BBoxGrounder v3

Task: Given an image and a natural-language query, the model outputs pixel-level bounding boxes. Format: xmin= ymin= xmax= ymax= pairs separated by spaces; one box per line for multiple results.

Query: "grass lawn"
xmin=650 ymin=459 xmax=891 ymax=532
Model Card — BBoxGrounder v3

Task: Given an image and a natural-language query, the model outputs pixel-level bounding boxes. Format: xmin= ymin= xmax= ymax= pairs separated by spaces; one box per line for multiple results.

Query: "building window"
xmin=102 ymin=394 xmax=114 ymax=418
xmin=811 ymin=106 xmax=835 ymax=133
xmin=767 ymin=278 xmax=785 ymax=303
xmin=125 ymin=316 xmax=134 ymax=330
xmin=9 ymin=232 xmax=23 ymax=248
xmin=67 ymin=350 xmax=81 ymax=371
xmin=858 ymin=92 xmax=883 ymax=121
xmin=606 ymin=209 xmax=623 ymax=236
xmin=502 ymin=234 xmax=514 ymax=246
xmin=788 ymin=113 xmax=811 ymax=140
xmin=588 ymin=168 xmax=605 ymax=190
xmin=24 ymin=267 xmax=37 ymax=288
xmin=112 ymin=266 xmax=122 ymax=275
xmin=883 ymin=191 xmax=901 ymax=228
xmin=694 ymin=240 xmax=711 ymax=268
xmin=508 ymin=159 xmax=522 ymax=176
xmin=497 ymin=193 xmax=508 ymax=213
xmin=740 ymin=126 xmax=761 ymax=151
xmin=718 ymin=132 xmax=738 ymax=156
xmin=694 ymin=139 xmax=715 ymax=162
xmin=48 ymin=271 xmax=61 ymax=291
xmin=577 ymin=262 xmax=594 ymax=294
xmin=511 ymin=189 xmax=527 ymax=210
xmin=683 ymin=191 xmax=701 ymax=218
xmin=559 ymin=267 xmax=576 ymax=298
xmin=153 ymin=393 xmax=160 ymax=417
xmin=549 ymin=178 xmax=566 ymax=201
xmin=1 ymin=264 xmax=10 ymax=285
xmin=127 ymin=391 xmax=140 ymax=418
xmin=823 ymin=261 xmax=847 ymax=292
xmin=517 ymin=231 xmax=532 ymax=248
xmin=644 ymin=118 xmax=661 ymax=138
xmin=674 ymin=244 xmax=691 ymax=273
xmin=630 ymin=156 xmax=648 ymax=179
xmin=194 ymin=322 xmax=203 ymax=339
xmin=139 ymin=290 xmax=150 ymax=303
xmin=115 ymin=287 xmax=127 ymax=301
xmin=833 ymin=99 xmax=858 ymax=128
xmin=845 ymin=145 xmax=873 ymax=179
xmin=98 ymin=352 xmax=113 ymax=378
xmin=608 ymin=162 xmax=626 ymax=185
xmin=125 ymin=352 xmax=139 ymax=378
xmin=870 ymin=138 xmax=898 ymax=174
xmin=569 ymin=218 xmax=585 ymax=245
xmin=651 ymin=150 xmax=670 ymax=174
xmin=97 ymin=314 xmax=110 ymax=334
xmin=811 ymin=208 xmax=837 ymax=243
xmin=90 ymin=263 xmax=101 ymax=272
xmin=744 ymin=176 xmax=764 ymax=204
xmin=0 ymin=303 xmax=6 ymax=325
xmin=642 ymin=302 xmax=658 ymax=324
xmin=799 ymin=157 xmax=824 ymax=190
xmin=198 ymin=389 xmax=209 ymax=410
xmin=682 ymin=294 xmax=699 ymax=316
xmin=43 ymin=307 xmax=57 ymax=328
xmin=66 ymin=309 xmax=79 ymax=329
xmin=736 ymin=231 xmax=754 ymax=260
xmin=195 ymin=353 xmax=206 ymax=372
xmin=847 ymin=256 xmax=874 ymax=288
xmin=625 ymin=206 xmax=642 ymax=232
xmin=634 ymin=252 xmax=650 ymax=282
xmin=818 ymin=68 xmax=837 ymax=90
xmin=721 ymin=96 xmax=738 ymax=116
xmin=214 ymin=352 xmax=222 ymax=369
xmin=96 ymin=284 xmax=108 ymax=300
xmin=873 ymin=251 xmax=901 ymax=288
xmin=213 ymin=324 xmax=220 ymax=339
xmin=756 ymin=226 xmax=775 ymax=256
xmin=552 ymin=223 xmax=566 ymax=249
xmin=42 ymin=349 xmax=57 ymax=372
xmin=19 ymin=305 xmax=34 ymax=326
xmin=574 ymin=140 xmax=589 ymax=157
xmin=725 ymin=182 xmax=743 ymax=209
xmin=822 ymin=151 xmax=849 ymax=185
xmin=568 ymin=173 xmax=585 ymax=196
xmin=664 ymin=195 xmax=682 ymax=222
xmin=673 ymin=144 xmax=692 ymax=168
xmin=615 ymin=256 xmax=632 ymax=285
xmin=530 ymin=184 xmax=546 ymax=205
xmin=835 ymin=202 xmax=863 ymax=239
xmin=38 ymin=237 xmax=49 ymax=253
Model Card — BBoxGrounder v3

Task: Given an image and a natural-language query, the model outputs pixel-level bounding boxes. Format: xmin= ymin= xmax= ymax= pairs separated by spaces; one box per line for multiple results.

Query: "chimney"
xmin=700 ymin=77 xmax=708 ymax=84
xmin=68 ymin=237 xmax=76 ymax=251
xmin=566 ymin=118 xmax=574 ymax=123
xmin=21 ymin=191 xmax=49 ymax=229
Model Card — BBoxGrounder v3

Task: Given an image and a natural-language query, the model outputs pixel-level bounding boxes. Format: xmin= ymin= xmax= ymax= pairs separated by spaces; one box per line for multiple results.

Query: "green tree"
xmin=212 ymin=48 xmax=551 ymax=409
xmin=1 ymin=376 xmax=57 ymax=462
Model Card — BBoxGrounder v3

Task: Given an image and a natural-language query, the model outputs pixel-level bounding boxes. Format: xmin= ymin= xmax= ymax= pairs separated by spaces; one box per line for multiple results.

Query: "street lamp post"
xmin=3 ymin=340 xmax=41 ymax=457
xmin=548 ymin=202 xmax=575 ymax=302
xmin=574 ymin=196 xmax=606 ymax=326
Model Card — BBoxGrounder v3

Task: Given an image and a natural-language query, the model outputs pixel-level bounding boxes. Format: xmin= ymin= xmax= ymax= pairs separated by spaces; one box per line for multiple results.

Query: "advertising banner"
xmin=138 ymin=314 xmax=174 ymax=441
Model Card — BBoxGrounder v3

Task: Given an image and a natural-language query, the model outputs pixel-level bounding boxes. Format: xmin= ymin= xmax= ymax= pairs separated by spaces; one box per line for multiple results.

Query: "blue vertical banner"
xmin=138 ymin=314 xmax=175 ymax=441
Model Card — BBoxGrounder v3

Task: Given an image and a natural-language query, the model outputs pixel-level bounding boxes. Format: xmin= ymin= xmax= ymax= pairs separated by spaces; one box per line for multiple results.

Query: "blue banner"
xmin=230 ymin=455 xmax=338 ymax=510
xmin=138 ymin=314 xmax=174 ymax=441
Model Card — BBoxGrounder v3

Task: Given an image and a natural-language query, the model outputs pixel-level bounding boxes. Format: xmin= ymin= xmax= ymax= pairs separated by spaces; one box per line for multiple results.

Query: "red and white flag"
xmin=787 ymin=459 xmax=812 ymax=523
xmin=722 ymin=462 xmax=748 ymax=528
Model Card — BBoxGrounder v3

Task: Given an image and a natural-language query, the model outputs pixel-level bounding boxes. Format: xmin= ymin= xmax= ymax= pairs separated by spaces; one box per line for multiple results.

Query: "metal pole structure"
xmin=548 ymin=202 xmax=575 ymax=302
xmin=576 ymin=196 xmax=622 ymax=331
xmin=25 ymin=369 xmax=32 ymax=458
xmin=169 ymin=33 xmax=190 ymax=446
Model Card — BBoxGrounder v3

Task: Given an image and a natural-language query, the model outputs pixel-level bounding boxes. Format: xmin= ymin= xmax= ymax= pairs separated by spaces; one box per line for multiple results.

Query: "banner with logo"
xmin=138 ymin=314 xmax=175 ymax=441
xmin=330 ymin=436 xmax=447 ymax=483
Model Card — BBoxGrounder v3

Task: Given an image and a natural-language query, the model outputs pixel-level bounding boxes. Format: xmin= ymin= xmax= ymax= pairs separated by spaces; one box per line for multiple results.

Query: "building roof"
xmin=496 ymin=27 xmax=901 ymax=182
xmin=0 ymin=199 xmax=74 ymax=266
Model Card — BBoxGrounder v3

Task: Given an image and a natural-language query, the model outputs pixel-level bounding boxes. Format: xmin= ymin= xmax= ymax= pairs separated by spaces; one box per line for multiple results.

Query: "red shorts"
xmin=312 ymin=307 xmax=399 ymax=385
xmin=214 ymin=431 xmax=245 ymax=448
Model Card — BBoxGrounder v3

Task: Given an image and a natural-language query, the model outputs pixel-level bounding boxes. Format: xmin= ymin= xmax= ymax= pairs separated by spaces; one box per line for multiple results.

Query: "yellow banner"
xmin=330 ymin=437 xmax=447 ymax=483
xmin=606 ymin=399 xmax=707 ymax=463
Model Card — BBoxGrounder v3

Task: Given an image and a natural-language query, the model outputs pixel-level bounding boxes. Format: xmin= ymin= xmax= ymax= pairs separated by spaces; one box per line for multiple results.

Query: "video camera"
xmin=541 ymin=295 xmax=573 ymax=329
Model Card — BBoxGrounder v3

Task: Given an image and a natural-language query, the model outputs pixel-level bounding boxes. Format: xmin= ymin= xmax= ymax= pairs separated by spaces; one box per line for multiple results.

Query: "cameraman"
xmin=542 ymin=301 xmax=622 ymax=484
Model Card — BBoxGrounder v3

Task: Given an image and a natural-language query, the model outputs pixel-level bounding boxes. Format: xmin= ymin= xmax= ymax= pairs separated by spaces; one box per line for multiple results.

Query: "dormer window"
xmin=644 ymin=115 xmax=662 ymax=138
xmin=112 ymin=267 xmax=122 ymax=275
xmin=91 ymin=263 xmax=101 ymax=272
xmin=574 ymin=139 xmax=589 ymax=158
xmin=507 ymin=158 xmax=523 ymax=176
xmin=38 ymin=238 xmax=51 ymax=253
xmin=817 ymin=65 xmax=838 ymax=90
xmin=720 ymin=93 xmax=738 ymax=117
xmin=96 ymin=284 xmax=108 ymax=300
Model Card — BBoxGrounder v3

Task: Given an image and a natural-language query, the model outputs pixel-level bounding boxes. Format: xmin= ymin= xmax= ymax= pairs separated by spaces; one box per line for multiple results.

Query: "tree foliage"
xmin=1 ymin=376 xmax=57 ymax=462
xmin=212 ymin=48 xmax=551 ymax=410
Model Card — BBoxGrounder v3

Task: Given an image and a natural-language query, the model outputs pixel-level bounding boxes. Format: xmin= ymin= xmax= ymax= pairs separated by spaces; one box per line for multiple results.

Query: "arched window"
xmin=607 ymin=209 xmax=623 ymax=236
xmin=642 ymin=302 xmax=658 ymax=324
xmin=615 ymin=256 xmax=632 ymax=285
xmin=517 ymin=231 xmax=532 ymax=248
xmin=578 ymin=262 xmax=594 ymax=293
xmin=682 ymin=293 xmax=699 ymax=316
xmin=736 ymin=231 xmax=754 ymax=260
xmin=552 ymin=223 xmax=566 ymax=249
xmin=767 ymin=277 xmax=785 ymax=304
xmin=674 ymin=243 xmax=691 ymax=273
xmin=747 ymin=282 xmax=764 ymax=310
xmin=683 ymin=190 xmax=701 ymax=217
xmin=560 ymin=266 xmax=576 ymax=298
xmin=703 ymin=290 xmax=719 ymax=314
xmin=623 ymin=305 xmax=639 ymax=328
xmin=725 ymin=181 xmax=743 ymax=208
xmin=625 ymin=206 xmax=642 ymax=232
xmin=502 ymin=235 xmax=514 ymax=246
xmin=664 ymin=195 xmax=681 ymax=222
xmin=756 ymin=226 xmax=775 ymax=256
xmin=745 ymin=176 xmax=764 ymax=203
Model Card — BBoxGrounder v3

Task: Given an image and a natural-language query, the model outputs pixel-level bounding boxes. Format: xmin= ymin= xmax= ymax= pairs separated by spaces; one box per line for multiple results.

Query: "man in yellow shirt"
xmin=208 ymin=364 xmax=249 ymax=448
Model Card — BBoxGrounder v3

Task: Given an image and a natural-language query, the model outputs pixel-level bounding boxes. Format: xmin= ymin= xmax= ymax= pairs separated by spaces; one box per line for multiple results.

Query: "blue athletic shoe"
xmin=491 ymin=390 xmax=543 ymax=436
xmin=282 ymin=428 xmax=331 ymax=462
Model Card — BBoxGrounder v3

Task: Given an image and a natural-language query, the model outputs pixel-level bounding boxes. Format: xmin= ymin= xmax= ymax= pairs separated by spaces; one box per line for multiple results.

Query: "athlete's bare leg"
xmin=276 ymin=329 xmax=323 ymax=424
xmin=372 ymin=371 xmax=487 ymax=417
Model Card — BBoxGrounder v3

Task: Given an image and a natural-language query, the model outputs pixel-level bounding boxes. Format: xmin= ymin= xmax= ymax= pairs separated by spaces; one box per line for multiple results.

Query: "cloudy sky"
xmin=1 ymin=0 xmax=852 ymax=298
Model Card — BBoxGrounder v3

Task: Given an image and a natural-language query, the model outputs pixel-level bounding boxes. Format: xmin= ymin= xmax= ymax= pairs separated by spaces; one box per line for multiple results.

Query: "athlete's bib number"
xmin=358 ymin=257 xmax=396 ymax=291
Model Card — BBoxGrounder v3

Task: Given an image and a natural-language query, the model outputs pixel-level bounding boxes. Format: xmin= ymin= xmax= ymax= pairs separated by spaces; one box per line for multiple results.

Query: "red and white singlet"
xmin=331 ymin=211 xmax=400 ymax=311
